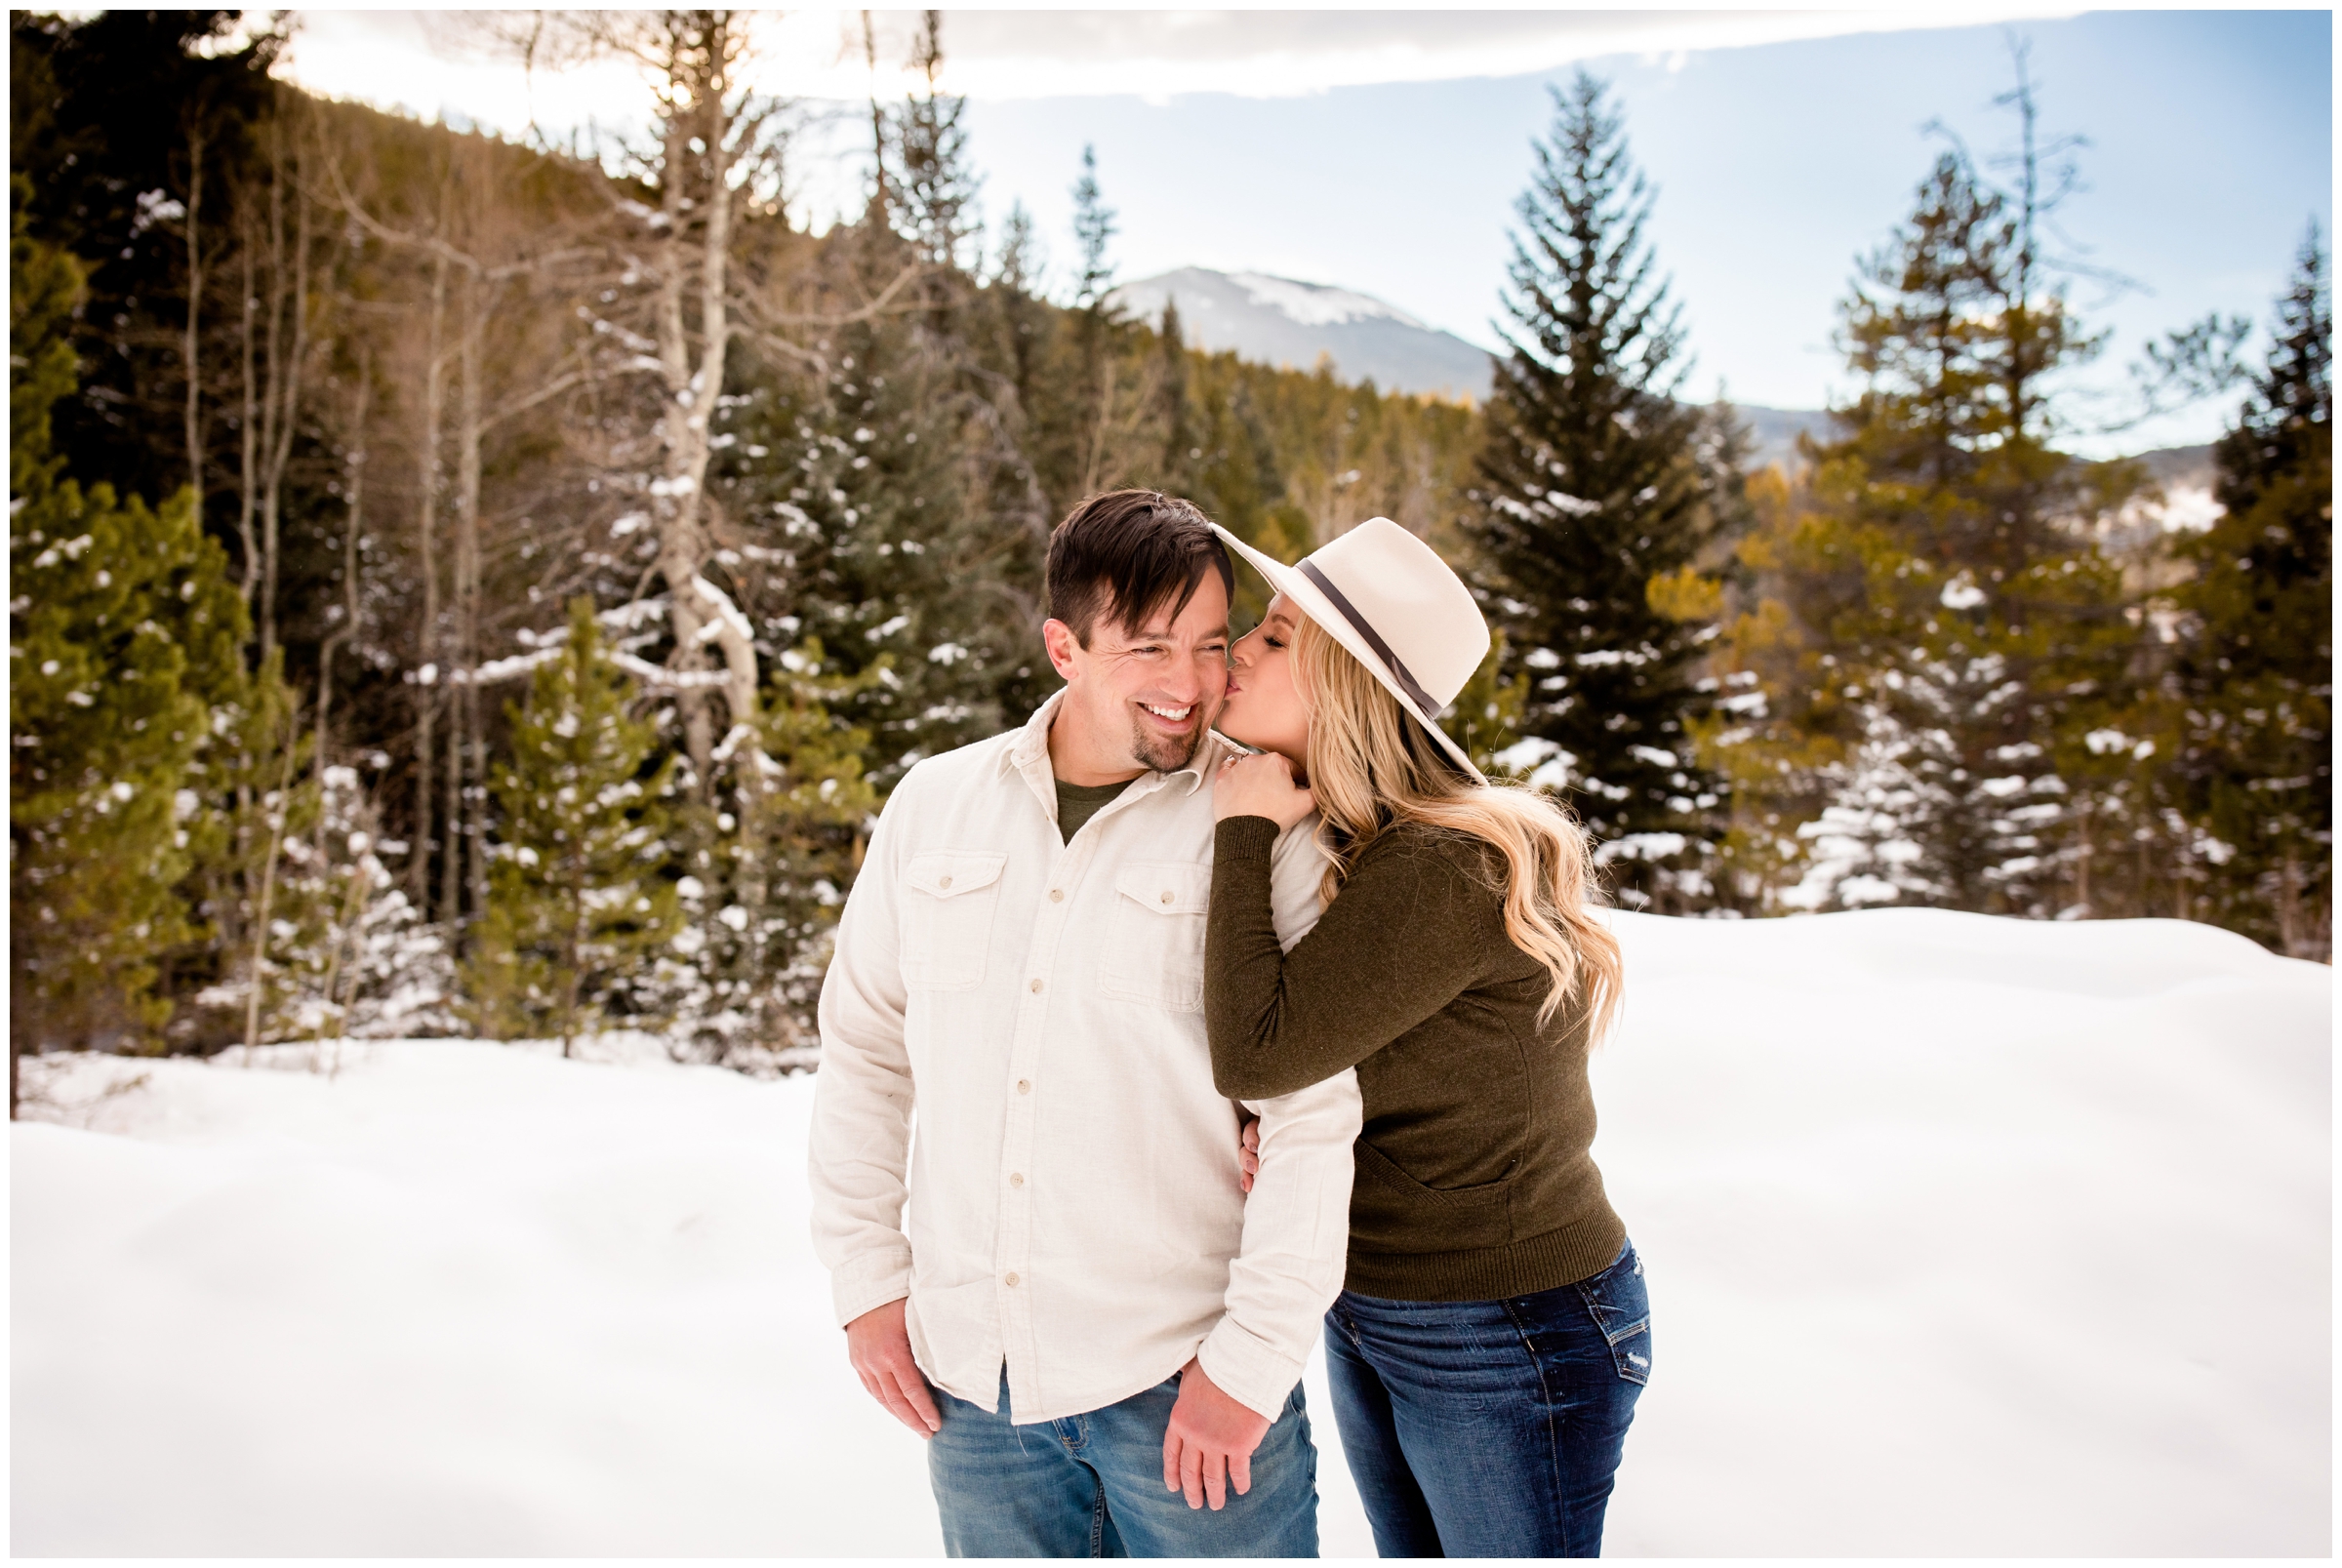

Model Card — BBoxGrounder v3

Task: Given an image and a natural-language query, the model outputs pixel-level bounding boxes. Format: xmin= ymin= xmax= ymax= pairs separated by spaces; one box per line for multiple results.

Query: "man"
xmin=810 ymin=491 xmax=1361 ymax=1556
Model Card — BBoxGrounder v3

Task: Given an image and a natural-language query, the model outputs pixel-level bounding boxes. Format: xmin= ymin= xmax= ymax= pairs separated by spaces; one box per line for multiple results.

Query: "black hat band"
xmin=1298 ymin=559 xmax=1442 ymax=722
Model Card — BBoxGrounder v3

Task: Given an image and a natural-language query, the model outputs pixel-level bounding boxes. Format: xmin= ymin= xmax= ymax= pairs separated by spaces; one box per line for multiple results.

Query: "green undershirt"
xmin=1054 ymin=776 xmax=1136 ymax=844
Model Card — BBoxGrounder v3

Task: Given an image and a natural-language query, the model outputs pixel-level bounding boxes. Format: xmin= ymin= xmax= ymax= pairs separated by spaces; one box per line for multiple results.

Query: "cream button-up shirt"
xmin=810 ymin=691 xmax=1362 ymax=1425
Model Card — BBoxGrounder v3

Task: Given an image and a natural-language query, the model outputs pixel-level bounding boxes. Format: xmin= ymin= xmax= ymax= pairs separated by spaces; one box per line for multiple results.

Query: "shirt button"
xmin=1159 ymin=890 xmax=1174 ymax=905
xmin=1009 ymin=1172 xmax=1025 ymax=1188
xmin=938 ymin=874 xmax=952 ymax=890
xmin=1016 ymin=1079 xmax=1031 ymax=1095
xmin=1004 ymin=1272 xmax=1020 ymax=1287
xmin=1030 ymin=978 xmax=1043 ymax=993
xmin=1049 ymin=888 xmax=1064 ymax=903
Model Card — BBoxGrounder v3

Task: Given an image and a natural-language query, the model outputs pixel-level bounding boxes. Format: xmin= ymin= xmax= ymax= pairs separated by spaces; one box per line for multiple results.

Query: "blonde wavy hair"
xmin=1294 ymin=614 xmax=1624 ymax=1041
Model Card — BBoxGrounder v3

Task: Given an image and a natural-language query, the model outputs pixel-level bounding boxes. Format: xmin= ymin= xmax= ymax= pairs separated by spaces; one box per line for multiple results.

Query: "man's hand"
xmin=1237 ymin=1115 xmax=1261 ymax=1193
xmin=1213 ymin=750 xmax=1314 ymax=828
xmin=845 ymin=1299 xmax=943 ymax=1438
xmin=1161 ymin=1357 xmax=1272 ymax=1510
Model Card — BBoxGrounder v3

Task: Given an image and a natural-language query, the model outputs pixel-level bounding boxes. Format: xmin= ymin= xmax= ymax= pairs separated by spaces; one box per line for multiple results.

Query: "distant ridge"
xmin=1106 ymin=268 xmax=2205 ymax=508
xmin=1108 ymin=266 xmax=1834 ymax=468
xmin=1109 ymin=266 xmax=1495 ymax=401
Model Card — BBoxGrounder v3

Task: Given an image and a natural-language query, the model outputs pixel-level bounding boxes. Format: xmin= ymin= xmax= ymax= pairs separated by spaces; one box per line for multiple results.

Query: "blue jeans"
xmin=1324 ymin=1240 xmax=1649 ymax=1558
xmin=927 ymin=1366 xmax=1320 ymax=1557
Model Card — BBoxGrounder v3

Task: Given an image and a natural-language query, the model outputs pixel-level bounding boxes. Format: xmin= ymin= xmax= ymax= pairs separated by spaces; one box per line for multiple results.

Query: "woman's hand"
xmin=1214 ymin=750 xmax=1313 ymax=828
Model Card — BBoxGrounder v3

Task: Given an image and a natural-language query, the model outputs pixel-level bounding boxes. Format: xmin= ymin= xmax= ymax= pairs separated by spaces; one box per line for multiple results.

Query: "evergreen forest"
xmin=11 ymin=13 xmax=2329 ymax=1104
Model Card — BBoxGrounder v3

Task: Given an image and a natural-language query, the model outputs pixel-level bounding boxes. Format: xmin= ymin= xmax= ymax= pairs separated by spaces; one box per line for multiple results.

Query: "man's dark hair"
xmin=1044 ymin=490 xmax=1234 ymax=647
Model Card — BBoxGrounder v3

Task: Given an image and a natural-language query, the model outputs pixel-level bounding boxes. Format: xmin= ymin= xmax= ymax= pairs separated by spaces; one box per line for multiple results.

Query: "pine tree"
xmin=2171 ymin=226 xmax=2332 ymax=955
xmin=9 ymin=10 xmax=284 ymax=508
xmin=9 ymin=191 xmax=248 ymax=1091
xmin=1070 ymin=143 xmax=1115 ymax=317
xmin=1669 ymin=466 xmax=1862 ymax=911
xmin=1157 ymin=297 xmax=1193 ymax=491
xmin=1779 ymin=142 xmax=2144 ymax=915
xmin=892 ymin=10 xmax=979 ymax=280
xmin=1061 ymin=143 xmax=1132 ymax=503
xmin=1180 ymin=355 xmax=1312 ymax=613
xmin=663 ymin=647 xmax=879 ymax=1071
xmin=715 ymin=237 xmax=1010 ymax=786
xmin=279 ymin=762 xmax=450 ymax=1047
xmin=184 ymin=649 xmax=328 ymax=1053
xmin=969 ymin=200 xmax=1058 ymax=717
xmin=465 ymin=599 xmax=680 ymax=1057
xmin=987 ymin=200 xmax=1053 ymax=433
xmin=1469 ymin=72 xmax=1731 ymax=910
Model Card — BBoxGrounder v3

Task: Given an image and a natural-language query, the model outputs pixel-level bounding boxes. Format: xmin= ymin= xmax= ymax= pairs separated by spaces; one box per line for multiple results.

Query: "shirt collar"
xmin=998 ymin=687 xmax=1227 ymax=797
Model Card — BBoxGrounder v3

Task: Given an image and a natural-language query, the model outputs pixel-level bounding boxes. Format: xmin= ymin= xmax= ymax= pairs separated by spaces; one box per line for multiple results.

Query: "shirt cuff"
xmin=1195 ymin=1314 xmax=1308 ymax=1424
xmin=829 ymin=1251 xmax=913 ymax=1329
xmin=1215 ymin=815 xmax=1282 ymax=864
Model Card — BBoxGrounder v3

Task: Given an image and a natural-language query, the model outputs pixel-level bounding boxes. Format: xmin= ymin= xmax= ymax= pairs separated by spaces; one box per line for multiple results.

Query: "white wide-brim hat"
xmin=1212 ymin=517 xmax=1491 ymax=783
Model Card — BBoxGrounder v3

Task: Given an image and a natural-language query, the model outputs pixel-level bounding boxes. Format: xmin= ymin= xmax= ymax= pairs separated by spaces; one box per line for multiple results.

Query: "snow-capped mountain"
xmin=1106 ymin=269 xmax=2211 ymax=514
xmin=1107 ymin=267 xmax=1834 ymax=464
xmin=1108 ymin=266 xmax=1498 ymax=401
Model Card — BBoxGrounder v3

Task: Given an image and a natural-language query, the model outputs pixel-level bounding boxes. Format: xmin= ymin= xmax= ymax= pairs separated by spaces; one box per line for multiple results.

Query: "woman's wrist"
xmin=1213 ymin=815 xmax=1283 ymax=864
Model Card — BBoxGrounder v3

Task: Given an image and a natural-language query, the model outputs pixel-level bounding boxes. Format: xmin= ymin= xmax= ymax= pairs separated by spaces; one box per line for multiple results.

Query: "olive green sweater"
xmin=1206 ymin=815 xmax=1626 ymax=1302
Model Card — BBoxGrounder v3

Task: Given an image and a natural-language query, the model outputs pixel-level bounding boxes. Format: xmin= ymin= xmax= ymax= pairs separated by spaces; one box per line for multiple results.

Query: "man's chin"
xmin=1129 ymin=720 xmax=1206 ymax=775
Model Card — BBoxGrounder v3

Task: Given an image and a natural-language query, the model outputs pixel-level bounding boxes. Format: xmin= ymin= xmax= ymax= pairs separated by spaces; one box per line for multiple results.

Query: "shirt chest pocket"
xmin=1098 ymin=861 xmax=1211 ymax=1013
xmin=901 ymin=850 xmax=1008 ymax=991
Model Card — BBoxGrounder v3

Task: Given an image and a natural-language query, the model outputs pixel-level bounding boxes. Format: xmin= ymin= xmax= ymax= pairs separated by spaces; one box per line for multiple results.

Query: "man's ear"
xmin=1041 ymin=618 xmax=1085 ymax=682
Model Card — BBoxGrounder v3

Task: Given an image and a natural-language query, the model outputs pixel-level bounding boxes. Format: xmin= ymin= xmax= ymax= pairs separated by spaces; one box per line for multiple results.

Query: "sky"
xmin=278 ymin=9 xmax=2334 ymax=453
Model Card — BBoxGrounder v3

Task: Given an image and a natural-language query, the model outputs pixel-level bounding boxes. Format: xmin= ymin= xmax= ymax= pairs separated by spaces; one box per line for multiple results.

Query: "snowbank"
xmin=11 ymin=909 xmax=2329 ymax=1555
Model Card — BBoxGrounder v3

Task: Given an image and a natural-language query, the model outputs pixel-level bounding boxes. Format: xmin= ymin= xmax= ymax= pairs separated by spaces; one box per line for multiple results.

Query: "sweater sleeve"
xmin=1206 ymin=816 xmax=1507 ymax=1101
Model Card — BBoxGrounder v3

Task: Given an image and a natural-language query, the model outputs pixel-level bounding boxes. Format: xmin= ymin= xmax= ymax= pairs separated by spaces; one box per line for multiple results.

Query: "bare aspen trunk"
xmin=317 ymin=367 xmax=369 ymax=858
xmin=182 ymin=126 xmax=205 ymax=521
xmin=1080 ymin=354 xmax=1114 ymax=498
xmin=441 ymin=703 xmax=463 ymax=936
xmin=411 ymin=253 xmax=450 ymax=913
xmin=257 ymin=119 xmax=315 ymax=664
xmin=464 ymin=683 xmax=486 ymax=929
xmin=561 ymin=861 xmax=587 ymax=1060
xmin=863 ymin=11 xmax=890 ymax=215
xmin=653 ymin=88 xmax=718 ymax=789
xmin=457 ymin=283 xmax=489 ymax=936
xmin=647 ymin=16 xmax=762 ymax=801
xmin=2073 ymin=797 xmax=2091 ymax=914
xmin=258 ymin=131 xmax=287 ymax=659
xmin=242 ymin=712 xmax=302 ymax=1064
xmin=323 ymin=123 xmax=607 ymax=922
xmin=2276 ymin=854 xmax=2302 ymax=954
xmin=237 ymin=229 xmax=260 ymax=611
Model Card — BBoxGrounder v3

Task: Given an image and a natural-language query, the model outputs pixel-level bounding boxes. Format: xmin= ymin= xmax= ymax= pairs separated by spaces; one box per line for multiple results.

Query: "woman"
xmin=1203 ymin=517 xmax=1645 ymax=1559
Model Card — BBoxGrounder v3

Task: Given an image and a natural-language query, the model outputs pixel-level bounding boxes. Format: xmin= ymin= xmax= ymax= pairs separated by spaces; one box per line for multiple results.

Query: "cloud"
xmin=916 ymin=9 xmax=2082 ymax=101
xmin=277 ymin=7 xmax=2083 ymax=130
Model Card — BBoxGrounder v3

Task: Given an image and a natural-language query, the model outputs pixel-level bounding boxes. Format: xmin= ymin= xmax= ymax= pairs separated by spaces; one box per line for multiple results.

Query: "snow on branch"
xmin=450 ymin=648 xmax=566 ymax=686
xmin=686 ymin=575 xmax=756 ymax=646
xmin=611 ymin=652 xmax=732 ymax=690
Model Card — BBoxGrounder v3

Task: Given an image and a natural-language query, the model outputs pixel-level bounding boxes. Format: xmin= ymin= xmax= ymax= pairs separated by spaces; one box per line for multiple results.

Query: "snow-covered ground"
xmin=12 ymin=909 xmax=2330 ymax=1556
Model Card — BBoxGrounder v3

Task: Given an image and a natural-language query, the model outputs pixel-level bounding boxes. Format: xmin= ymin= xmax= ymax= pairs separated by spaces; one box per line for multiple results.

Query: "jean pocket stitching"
xmin=1594 ymin=1313 xmax=1650 ymax=1347
xmin=1574 ymin=1249 xmax=1651 ymax=1383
